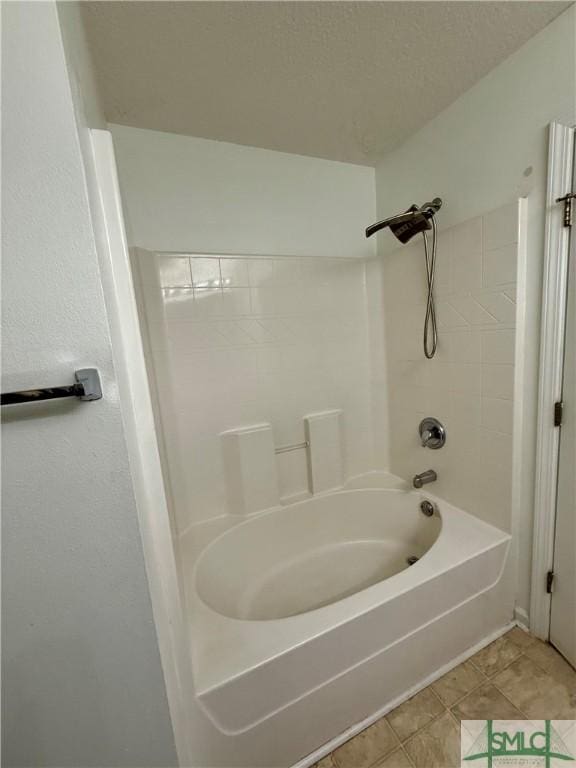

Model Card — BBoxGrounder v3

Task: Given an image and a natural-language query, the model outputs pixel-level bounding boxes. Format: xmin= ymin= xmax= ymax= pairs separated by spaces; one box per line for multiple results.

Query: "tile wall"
xmin=133 ymin=200 xmax=520 ymax=536
xmin=134 ymin=252 xmax=380 ymax=532
xmin=383 ymin=202 xmax=520 ymax=530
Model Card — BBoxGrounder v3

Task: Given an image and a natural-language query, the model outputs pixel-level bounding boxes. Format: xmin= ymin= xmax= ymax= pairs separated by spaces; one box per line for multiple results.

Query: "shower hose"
xmin=422 ymin=217 xmax=438 ymax=359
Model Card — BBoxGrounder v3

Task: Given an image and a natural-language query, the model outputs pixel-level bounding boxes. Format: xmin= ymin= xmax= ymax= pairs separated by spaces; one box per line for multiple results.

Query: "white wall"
xmin=110 ymin=124 xmax=376 ymax=259
xmin=374 ymin=5 xmax=576 ymax=622
xmin=1 ymin=4 xmax=177 ymax=765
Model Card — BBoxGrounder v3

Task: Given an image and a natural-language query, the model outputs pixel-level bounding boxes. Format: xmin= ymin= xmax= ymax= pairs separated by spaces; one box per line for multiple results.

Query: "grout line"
xmin=437 ymin=670 xmax=491 ymax=711
xmin=400 ymin=703 xmax=449 ymax=748
xmin=401 ymin=745 xmax=416 ymax=768
xmin=490 ymin=653 xmax=532 ymax=716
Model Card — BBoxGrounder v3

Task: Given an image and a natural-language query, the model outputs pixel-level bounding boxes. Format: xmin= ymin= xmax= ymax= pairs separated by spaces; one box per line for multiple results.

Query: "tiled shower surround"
xmin=133 ymin=200 xmax=520 ymax=536
xmin=384 ymin=201 xmax=520 ymax=531
xmin=133 ymin=252 xmax=379 ymax=531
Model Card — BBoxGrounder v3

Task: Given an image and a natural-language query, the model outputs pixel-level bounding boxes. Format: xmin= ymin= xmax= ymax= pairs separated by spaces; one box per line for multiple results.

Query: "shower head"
xmin=365 ymin=198 xmax=442 ymax=244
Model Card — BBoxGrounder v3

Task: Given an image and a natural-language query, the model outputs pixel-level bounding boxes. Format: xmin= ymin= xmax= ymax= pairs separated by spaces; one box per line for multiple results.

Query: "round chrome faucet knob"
xmin=418 ymin=417 xmax=446 ymax=449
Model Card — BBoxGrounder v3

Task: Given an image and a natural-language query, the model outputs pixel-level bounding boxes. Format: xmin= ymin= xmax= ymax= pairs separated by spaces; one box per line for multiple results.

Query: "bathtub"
xmin=180 ymin=474 xmax=513 ymax=767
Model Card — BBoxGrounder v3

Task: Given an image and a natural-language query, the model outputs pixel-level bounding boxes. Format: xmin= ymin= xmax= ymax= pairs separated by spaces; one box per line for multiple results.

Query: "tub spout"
xmin=413 ymin=470 xmax=437 ymax=488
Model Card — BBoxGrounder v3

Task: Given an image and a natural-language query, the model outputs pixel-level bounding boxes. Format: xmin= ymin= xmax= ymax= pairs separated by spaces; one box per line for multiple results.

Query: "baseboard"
xmin=514 ymin=605 xmax=530 ymax=631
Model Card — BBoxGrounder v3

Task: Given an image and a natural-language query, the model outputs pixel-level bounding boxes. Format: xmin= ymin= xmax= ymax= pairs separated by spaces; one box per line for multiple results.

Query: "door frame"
xmin=530 ymin=121 xmax=575 ymax=639
xmin=88 ymin=129 xmax=196 ymax=766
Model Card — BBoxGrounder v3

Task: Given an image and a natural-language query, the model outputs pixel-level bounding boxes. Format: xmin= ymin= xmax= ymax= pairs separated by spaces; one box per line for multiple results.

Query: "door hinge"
xmin=556 ymin=193 xmax=576 ymax=227
xmin=546 ymin=570 xmax=555 ymax=594
xmin=554 ymin=401 xmax=563 ymax=427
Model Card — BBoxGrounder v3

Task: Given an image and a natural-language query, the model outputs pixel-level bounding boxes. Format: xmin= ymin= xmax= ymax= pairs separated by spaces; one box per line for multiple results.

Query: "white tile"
xmin=482 ymin=330 xmax=515 ymax=364
xmin=158 ymin=256 xmax=192 ymax=287
xmin=436 ymin=301 xmax=469 ymax=329
xmin=481 ymin=364 xmax=515 ymax=400
xmin=254 ymin=318 xmax=294 ymax=345
xmin=192 ymin=288 xmax=224 ymax=318
xmin=450 ymin=363 xmax=482 ymax=394
xmin=451 ymin=216 xmax=483 ymax=258
xmin=423 ymin=386 xmax=453 ymax=417
xmin=431 ymin=335 xmax=452 ymax=363
xmin=450 ymin=392 xmax=481 ymax=425
xmin=433 ymin=230 xmax=452 ymax=297
xmin=191 ymin=257 xmax=221 ymax=288
xmin=448 ymin=295 xmax=499 ymax=326
xmin=235 ymin=318 xmax=276 ymax=344
xmin=450 ymin=248 xmax=482 ymax=293
xmin=212 ymin=320 xmax=255 ymax=346
xmin=220 ymin=258 xmax=250 ymax=287
xmin=482 ymin=242 xmax=518 ymax=288
xmin=168 ymin=321 xmax=227 ymax=351
xmin=450 ymin=330 xmax=482 ymax=363
xmin=221 ymin=287 xmax=251 ymax=317
xmin=477 ymin=428 xmax=513 ymax=529
xmin=250 ymin=285 xmax=297 ymax=316
xmin=162 ymin=287 xmax=196 ymax=321
xmin=424 ymin=359 xmax=453 ymax=390
xmin=248 ymin=258 xmax=274 ymax=286
xmin=482 ymin=202 xmax=519 ymax=251
xmin=481 ymin=397 xmax=514 ymax=434
xmin=504 ymin=285 xmax=517 ymax=303
xmin=473 ymin=289 xmax=517 ymax=326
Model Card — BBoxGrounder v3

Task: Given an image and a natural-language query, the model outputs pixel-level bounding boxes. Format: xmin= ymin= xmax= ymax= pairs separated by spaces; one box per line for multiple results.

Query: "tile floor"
xmin=314 ymin=628 xmax=576 ymax=768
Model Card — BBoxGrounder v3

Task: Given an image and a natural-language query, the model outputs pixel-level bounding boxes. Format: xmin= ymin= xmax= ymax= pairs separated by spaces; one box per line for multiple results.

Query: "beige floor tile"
xmin=432 ymin=661 xmax=484 ymax=707
xmin=506 ymin=626 xmax=536 ymax=650
xmin=332 ymin=718 xmax=399 ymax=768
xmin=315 ymin=755 xmax=337 ymax=768
xmin=451 ymin=682 xmax=524 ymax=721
xmin=404 ymin=711 xmax=460 ymax=768
xmin=525 ymin=640 xmax=576 ymax=681
xmin=493 ymin=655 xmax=576 ymax=718
xmin=374 ymin=747 xmax=413 ymax=768
xmin=386 ymin=687 xmax=445 ymax=742
xmin=469 ymin=635 xmax=521 ymax=677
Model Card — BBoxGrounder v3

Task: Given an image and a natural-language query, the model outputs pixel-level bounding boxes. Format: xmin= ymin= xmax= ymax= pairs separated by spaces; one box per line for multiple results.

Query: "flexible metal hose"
xmin=421 ymin=217 xmax=438 ymax=359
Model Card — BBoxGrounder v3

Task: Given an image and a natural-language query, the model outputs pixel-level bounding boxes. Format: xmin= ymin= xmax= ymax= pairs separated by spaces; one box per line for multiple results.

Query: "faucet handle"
xmin=420 ymin=429 xmax=433 ymax=447
xmin=418 ymin=417 xmax=446 ymax=449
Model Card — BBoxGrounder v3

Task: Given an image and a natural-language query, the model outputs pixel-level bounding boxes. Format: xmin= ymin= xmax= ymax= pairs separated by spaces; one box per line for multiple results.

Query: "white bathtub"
xmin=196 ymin=488 xmax=441 ymax=621
xmin=180 ymin=475 xmax=513 ymax=767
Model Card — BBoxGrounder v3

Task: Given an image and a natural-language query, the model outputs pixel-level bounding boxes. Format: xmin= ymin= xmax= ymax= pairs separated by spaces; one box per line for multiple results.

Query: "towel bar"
xmin=1 ymin=368 xmax=102 ymax=406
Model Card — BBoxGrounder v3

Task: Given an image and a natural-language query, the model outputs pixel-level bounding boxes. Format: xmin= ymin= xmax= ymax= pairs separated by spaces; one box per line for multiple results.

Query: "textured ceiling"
xmin=82 ymin=1 xmax=570 ymax=165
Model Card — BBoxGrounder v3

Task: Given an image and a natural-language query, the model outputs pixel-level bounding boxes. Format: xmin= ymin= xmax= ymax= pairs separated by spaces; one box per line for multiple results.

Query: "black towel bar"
xmin=1 ymin=368 xmax=102 ymax=406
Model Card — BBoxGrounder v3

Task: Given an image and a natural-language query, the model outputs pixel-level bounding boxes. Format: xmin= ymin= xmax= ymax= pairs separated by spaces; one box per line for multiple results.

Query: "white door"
xmin=550 ymin=154 xmax=576 ymax=667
